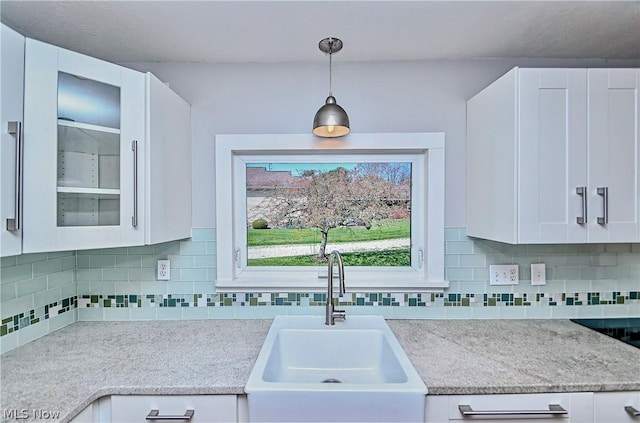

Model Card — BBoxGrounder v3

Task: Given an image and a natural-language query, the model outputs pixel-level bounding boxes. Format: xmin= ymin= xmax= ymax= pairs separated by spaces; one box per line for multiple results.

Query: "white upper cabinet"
xmin=23 ymin=39 xmax=146 ymax=253
xmin=1 ymin=24 xmax=25 ymax=257
xmin=467 ymin=67 xmax=640 ymax=244
xmin=518 ymin=68 xmax=589 ymax=243
xmin=145 ymin=73 xmax=191 ymax=245
xmin=22 ymin=39 xmax=191 ymax=253
xmin=587 ymin=69 xmax=640 ymax=243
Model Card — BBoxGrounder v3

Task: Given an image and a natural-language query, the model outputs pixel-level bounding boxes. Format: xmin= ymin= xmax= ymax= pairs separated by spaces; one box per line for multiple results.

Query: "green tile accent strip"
xmin=68 ymin=290 xmax=640 ymax=310
xmin=3 ymin=290 xmax=639 ymax=337
xmin=0 ymin=296 xmax=77 ymax=338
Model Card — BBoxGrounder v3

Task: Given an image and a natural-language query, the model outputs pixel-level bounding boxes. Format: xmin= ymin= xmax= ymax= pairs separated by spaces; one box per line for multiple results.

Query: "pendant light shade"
xmin=313 ymin=95 xmax=350 ymax=137
xmin=313 ymin=37 xmax=350 ymax=138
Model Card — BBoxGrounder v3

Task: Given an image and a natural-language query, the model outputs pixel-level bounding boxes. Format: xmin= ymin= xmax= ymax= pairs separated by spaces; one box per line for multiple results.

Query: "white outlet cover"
xmin=157 ymin=259 xmax=171 ymax=281
xmin=489 ymin=264 xmax=519 ymax=285
xmin=531 ymin=263 xmax=546 ymax=285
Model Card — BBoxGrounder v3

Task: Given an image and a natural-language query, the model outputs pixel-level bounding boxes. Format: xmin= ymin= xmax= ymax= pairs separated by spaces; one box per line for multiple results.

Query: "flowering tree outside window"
xmin=247 ymin=163 xmax=410 ymax=264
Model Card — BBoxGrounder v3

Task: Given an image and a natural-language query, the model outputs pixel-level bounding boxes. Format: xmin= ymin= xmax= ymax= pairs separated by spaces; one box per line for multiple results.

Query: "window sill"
xmin=215 ymin=270 xmax=449 ymax=293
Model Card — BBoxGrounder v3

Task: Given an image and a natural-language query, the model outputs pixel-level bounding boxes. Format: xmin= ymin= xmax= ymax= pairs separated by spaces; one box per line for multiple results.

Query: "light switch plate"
xmin=531 ymin=263 xmax=546 ymax=285
xmin=489 ymin=264 xmax=519 ymax=285
xmin=157 ymin=259 xmax=170 ymax=281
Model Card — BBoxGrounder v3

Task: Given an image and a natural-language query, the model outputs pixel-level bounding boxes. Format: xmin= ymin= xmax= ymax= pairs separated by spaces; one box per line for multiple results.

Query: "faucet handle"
xmin=333 ymin=309 xmax=346 ymax=321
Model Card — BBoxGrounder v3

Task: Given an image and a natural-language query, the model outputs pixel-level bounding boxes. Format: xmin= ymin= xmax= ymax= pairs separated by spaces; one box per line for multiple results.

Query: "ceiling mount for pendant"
xmin=318 ymin=37 xmax=343 ymax=55
xmin=312 ymin=37 xmax=350 ymax=138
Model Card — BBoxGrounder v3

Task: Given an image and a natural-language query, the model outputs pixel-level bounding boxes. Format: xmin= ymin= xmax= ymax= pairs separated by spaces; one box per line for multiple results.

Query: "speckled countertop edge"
xmin=0 ymin=320 xmax=272 ymax=423
xmin=387 ymin=319 xmax=640 ymax=395
xmin=2 ymin=318 xmax=640 ymax=423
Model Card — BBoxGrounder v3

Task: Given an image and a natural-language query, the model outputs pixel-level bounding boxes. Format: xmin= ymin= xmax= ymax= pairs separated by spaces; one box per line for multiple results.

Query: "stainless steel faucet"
xmin=325 ymin=250 xmax=346 ymax=325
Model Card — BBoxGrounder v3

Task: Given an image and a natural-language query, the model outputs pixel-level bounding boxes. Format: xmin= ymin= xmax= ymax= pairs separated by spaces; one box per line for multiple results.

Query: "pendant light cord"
xmin=328 ymin=39 xmax=333 ymax=97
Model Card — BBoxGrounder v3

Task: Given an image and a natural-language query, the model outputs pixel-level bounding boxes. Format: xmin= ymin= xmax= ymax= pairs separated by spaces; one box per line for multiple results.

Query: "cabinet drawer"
xmin=594 ymin=391 xmax=640 ymax=422
xmin=447 ymin=393 xmax=593 ymax=422
xmin=110 ymin=395 xmax=236 ymax=423
xmin=68 ymin=403 xmax=92 ymax=423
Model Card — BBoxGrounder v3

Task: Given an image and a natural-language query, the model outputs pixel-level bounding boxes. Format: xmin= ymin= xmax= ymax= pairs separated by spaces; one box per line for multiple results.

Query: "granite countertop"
xmin=1 ymin=318 xmax=640 ymax=422
xmin=387 ymin=319 xmax=640 ymax=395
xmin=0 ymin=320 xmax=272 ymax=423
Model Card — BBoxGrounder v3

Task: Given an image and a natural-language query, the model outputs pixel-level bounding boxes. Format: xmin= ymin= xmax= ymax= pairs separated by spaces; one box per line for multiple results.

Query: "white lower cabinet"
xmin=424 ymin=396 xmax=449 ymax=423
xmin=426 ymin=393 xmax=594 ymax=423
xmin=237 ymin=395 xmax=249 ymax=423
xmin=69 ymin=396 xmax=111 ymax=423
xmin=593 ymin=392 xmax=640 ymax=422
xmin=110 ymin=395 xmax=237 ymax=423
xmin=72 ymin=395 xmax=238 ymax=423
xmin=69 ymin=403 xmax=93 ymax=423
xmin=70 ymin=391 xmax=640 ymax=423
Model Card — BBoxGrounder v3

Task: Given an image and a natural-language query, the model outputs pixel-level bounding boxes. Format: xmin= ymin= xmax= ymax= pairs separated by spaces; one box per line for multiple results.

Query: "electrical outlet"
xmin=531 ymin=263 xmax=546 ymax=285
xmin=489 ymin=264 xmax=519 ymax=285
xmin=157 ymin=259 xmax=171 ymax=281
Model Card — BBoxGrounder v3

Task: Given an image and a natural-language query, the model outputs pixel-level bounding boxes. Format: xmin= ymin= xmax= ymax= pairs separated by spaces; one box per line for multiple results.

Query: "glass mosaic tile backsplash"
xmin=2 ymin=228 xmax=639 ymax=353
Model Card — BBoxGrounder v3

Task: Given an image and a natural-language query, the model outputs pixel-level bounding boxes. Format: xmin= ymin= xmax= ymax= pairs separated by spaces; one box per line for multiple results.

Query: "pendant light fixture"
xmin=313 ymin=37 xmax=350 ymax=138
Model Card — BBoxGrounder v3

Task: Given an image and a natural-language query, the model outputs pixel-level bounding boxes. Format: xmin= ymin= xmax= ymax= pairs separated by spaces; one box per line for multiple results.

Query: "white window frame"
xmin=215 ymin=133 xmax=447 ymax=292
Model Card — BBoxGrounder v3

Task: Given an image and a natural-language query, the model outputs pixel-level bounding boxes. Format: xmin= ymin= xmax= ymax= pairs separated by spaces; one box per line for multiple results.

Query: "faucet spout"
xmin=326 ymin=250 xmax=346 ymax=325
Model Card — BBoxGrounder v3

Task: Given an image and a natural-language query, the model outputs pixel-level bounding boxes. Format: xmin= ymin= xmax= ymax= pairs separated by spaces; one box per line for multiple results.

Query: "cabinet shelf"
xmin=58 ymin=120 xmax=120 ymax=157
xmin=58 ymin=119 xmax=120 ymax=134
xmin=57 ymin=186 xmax=120 ymax=197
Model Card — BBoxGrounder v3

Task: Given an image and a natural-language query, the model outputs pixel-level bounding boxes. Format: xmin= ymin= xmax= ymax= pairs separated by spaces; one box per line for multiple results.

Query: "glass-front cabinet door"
xmin=23 ymin=39 xmax=145 ymax=253
xmin=57 ymin=71 xmax=122 ymax=227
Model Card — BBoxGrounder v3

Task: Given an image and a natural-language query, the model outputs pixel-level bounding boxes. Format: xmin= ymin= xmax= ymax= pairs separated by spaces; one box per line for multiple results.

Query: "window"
xmin=246 ymin=160 xmax=412 ymax=267
xmin=215 ymin=133 xmax=447 ymax=292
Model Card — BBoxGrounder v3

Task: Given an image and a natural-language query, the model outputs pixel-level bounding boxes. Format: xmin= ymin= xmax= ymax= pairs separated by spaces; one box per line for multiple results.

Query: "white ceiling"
xmin=1 ymin=1 xmax=639 ymax=64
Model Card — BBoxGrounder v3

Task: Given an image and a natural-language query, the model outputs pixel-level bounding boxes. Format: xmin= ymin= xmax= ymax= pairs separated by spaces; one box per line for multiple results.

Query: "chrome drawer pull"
xmin=626 ymin=406 xmax=640 ymax=417
xmin=597 ymin=186 xmax=608 ymax=225
xmin=131 ymin=140 xmax=138 ymax=228
xmin=576 ymin=186 xmax=587 ymax=224
xmin=146 ymin=409 xmax=194 ymax=421
xmin=458 ymin=404 xmax=567 ymax=417
xmin=6 ymin=121 xmax=23 ymax=231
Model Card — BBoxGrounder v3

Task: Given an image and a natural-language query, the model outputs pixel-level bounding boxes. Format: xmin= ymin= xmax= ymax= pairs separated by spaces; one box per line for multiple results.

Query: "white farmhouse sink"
xmin=245 ymin=315 xmax=427 ymax=422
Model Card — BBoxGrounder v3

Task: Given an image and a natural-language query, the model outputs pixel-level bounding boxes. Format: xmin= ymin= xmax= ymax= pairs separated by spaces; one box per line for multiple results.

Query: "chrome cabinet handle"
xmin=146 ymin=409 xmax=194 ymax=421
xmin=597 ymin=187 xmax=608 ymax=225
xmin=131 ymin=140 xmax=138 ymax=227
xmin=626 ymin=406 xmax=640 ymax=417
xmin=576 ymin=186 xmax=587 ymax=224
xmin=458 ymin=404 xmax=567 ymax=417
xmin=6 ymin=121 xmax=23 ymax=231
